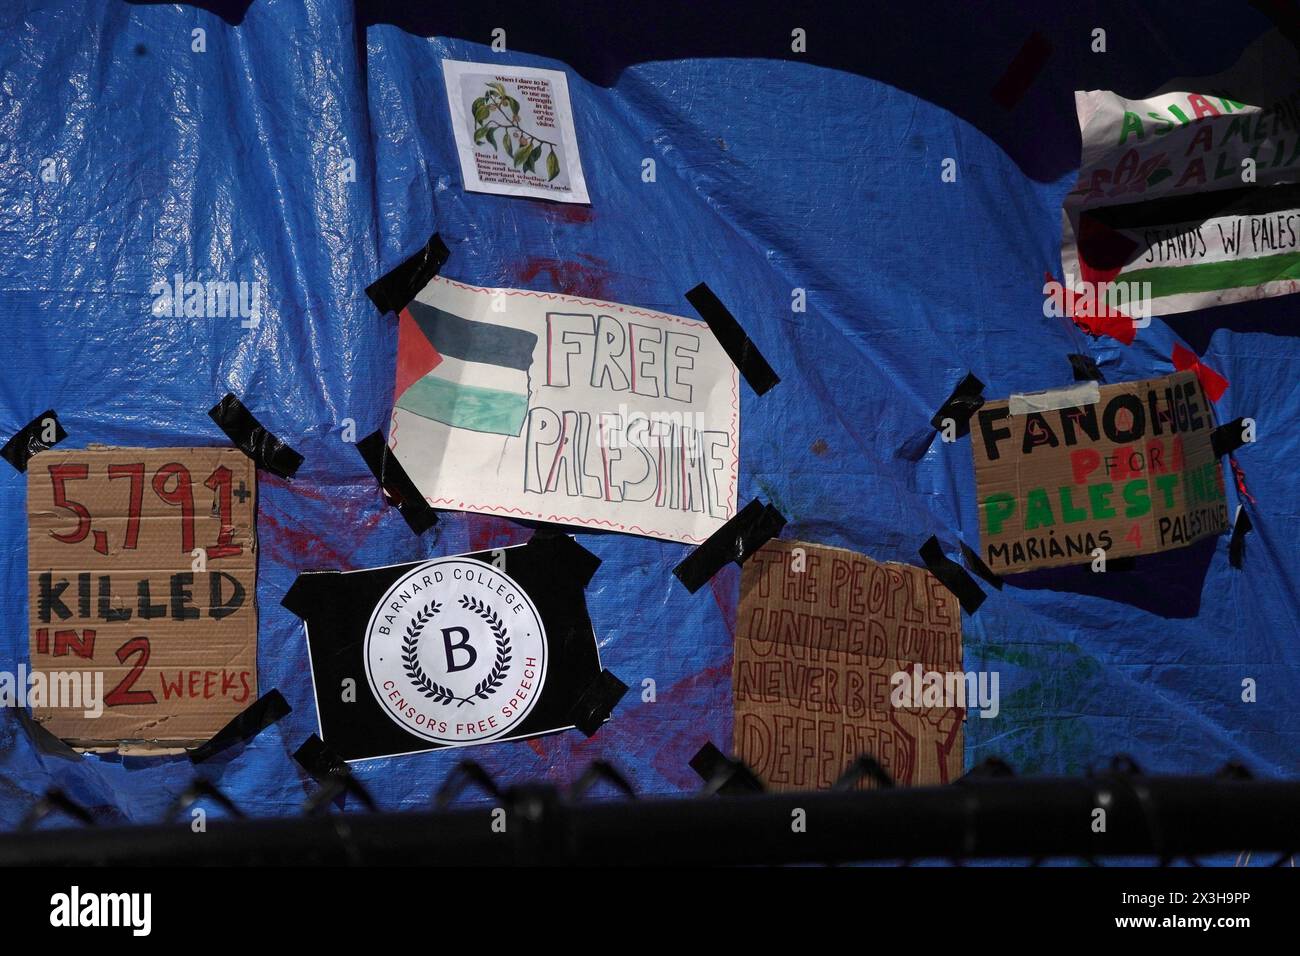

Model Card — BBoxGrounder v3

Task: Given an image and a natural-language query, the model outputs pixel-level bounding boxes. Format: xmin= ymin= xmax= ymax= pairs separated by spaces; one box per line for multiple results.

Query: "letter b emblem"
xmin=441 ymin=626 xmax=477 ymax=673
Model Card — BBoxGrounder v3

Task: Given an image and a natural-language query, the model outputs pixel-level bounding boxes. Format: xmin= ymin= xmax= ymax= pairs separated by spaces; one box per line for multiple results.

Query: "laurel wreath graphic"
xmin=401 ymin=600 xmax=465 ymax=706
xmin=458 ymin=594 xmax=511 ymax=704
xmin=400 ymin=596 xmax=512 ymax=708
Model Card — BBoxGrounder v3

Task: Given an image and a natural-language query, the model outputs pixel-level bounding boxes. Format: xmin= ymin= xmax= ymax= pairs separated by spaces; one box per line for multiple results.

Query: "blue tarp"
xmin=0 ymin=0 xmax=1296 ymax=828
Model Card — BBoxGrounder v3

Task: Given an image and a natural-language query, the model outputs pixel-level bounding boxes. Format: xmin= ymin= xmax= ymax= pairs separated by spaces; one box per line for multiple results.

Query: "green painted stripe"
xmin=397 ymin=375 xmax=529 ymax=436
xmin=1123 ymin=249 xmax=1300 ymax=298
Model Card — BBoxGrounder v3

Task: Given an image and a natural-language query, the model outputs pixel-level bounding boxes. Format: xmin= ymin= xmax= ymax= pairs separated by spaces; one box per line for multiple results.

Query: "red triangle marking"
xmin=394 ymin=306 xmax=443 ymax=401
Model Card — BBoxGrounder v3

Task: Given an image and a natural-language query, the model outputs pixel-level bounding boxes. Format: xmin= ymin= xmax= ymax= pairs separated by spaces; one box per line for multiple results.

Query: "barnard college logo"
xmin=364 ymin=558 xmax=547 ymax=745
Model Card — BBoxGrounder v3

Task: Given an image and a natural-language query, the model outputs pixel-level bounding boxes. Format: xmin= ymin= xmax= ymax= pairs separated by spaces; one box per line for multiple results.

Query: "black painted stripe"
xmin=406 ymin=299 xmax=538 ymax=372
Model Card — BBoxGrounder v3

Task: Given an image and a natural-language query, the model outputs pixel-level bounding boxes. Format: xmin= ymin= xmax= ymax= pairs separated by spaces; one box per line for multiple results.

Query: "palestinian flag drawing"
xmin=1072 ymin=184 xmax=1300 ymax=311
xmin=284 ymin=536 xmax=625 ymax=761
xmin=393 ymin=296 xmax=538 ymax=436
xmin=1062 ymin=29 xmax=1300 ymax=316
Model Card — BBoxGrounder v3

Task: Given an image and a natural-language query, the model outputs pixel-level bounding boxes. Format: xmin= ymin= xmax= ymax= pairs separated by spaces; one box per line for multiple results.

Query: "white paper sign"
xmin=1062 ymin=30 xmax=1300 ymax=316
xmin=389 ymin=276 xmax=740 ymax=544
xmin=442 ymin=59 xmax=590 ymax=204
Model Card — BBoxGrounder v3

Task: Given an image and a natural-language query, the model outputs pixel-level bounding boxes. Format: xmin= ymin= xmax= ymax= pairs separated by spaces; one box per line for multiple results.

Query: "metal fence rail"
xmin=2 ymin=755 xmax=1297 ymax=866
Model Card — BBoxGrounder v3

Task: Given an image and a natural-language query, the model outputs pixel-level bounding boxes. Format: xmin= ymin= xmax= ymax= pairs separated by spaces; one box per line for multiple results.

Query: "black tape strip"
xmin=567 ymin=669 xmax=629 ymax=737
xmin=1229 ymin=506 xmax=1253 ymax=569
xmin=16 ymin=709 xmax=81 ymax=761
xmin=189 ymin=689 xmax=291 ymax=764
xmin=929 ymin=373 xmax=985 ymax=438
xmin=521 ymin=531 xmax=601 ymax=588
xmin=356 ymin=430 xmax=438 ymax=534
xmin=684 ymin=282 xmax=780 ymax=396
xmin=1212 ymin=418 xmax=1248 ymax=458
xmin=1 ymin=409 xmax=66 ymax=472
xmin=673 ymin=498 xmax=787 ymax=593
xmin=689 ymin=742 xmax=764 ymax=794
xmin=208 ymin=393 xmax=304 ymax=478
xmin=1068 ymin=353 xmax=1104 ymax=383
xmin=295 ymin=734 xmax=379 ymax=812
xmin=960 ymin=541 xmax=1004 ymax=591
xmin=365 ymin=232 xmax=451 ymax=316
xmin=294 ymin=733 xmax=350 ymax=780
xmin=920 ymin=536 xmax=986 ymax=615
xmin=282 ymin=570 xmax=339 ymax=619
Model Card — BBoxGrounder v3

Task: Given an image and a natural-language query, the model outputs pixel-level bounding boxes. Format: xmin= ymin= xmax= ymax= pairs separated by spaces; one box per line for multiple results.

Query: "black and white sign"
xmin=365 ymin=557 xmax=547 ymax=746
xmin=286 ymin=535 xmax=605 ymax=761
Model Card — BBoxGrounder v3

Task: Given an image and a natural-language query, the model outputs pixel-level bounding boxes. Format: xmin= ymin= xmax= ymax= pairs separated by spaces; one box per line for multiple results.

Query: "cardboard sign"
xmin=26 ymin=447 xmax=257 ymax=751
xmin=1063 ymin=29 xmax=1300 ymax=315
xmin=442 ymin=59 xmax=590 ymax=204
xmin=388 ymin=275 xmax=740 ymax=544
xmin=732 ymin=539 xmax=963 ymax=791
xmin=289 ymin=538 xmax=605 ymax=761
xmin=972 ymin=371 xmax=1228 ymax=575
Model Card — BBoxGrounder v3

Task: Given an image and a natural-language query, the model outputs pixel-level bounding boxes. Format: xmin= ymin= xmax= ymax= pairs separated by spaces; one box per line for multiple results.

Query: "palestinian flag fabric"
xmin=284 ymin=536 xmax=609 ymax=761
xmin=1062 ymin=29 xmax=1300 ymax=316
xmin=394 ymin=296 xmax=538 ymax=437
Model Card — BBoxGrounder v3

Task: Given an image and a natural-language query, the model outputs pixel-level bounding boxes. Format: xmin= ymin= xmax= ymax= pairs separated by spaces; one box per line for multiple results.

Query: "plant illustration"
xmin=471 ymin=81 xmax=562 ymax=181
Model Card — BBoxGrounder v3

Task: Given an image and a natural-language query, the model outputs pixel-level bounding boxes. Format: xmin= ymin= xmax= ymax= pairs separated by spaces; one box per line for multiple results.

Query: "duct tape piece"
xmin=281 ymin=570 xmax=337 ymax=620
xmin=1172 ymin=343 xmax=1229 ymax=403
xmin=1212 ymin=418 xmax=1249 ymax=458
xmin=15 ymin=709 xmax=82 ymax=762
xmin=673 ymin=498 xmax=787 ymax=593
xmin=295 ymin=734 xmax=379 ymax=811
xmin=567 ymin=669 xmax=629 ymax=737
xmin=1230 ymin=505 xmax=1254 ymax=569
xmin=1068 ymin=353 xmax=1105 ymax=382
xmin=919 ymin=535 xmax=987 ymax=615
xmin=1046 ymin=271 xmax=1139 ymax=347
xmin=365 ymin=231 xmax=451 ymax=316
xmin=189 ymin=689 xmax=291 ymax=764
xmin=1008 ymin=381 xmax=1101 ymax=415
xmin=294 ymin=733 xmax=351 ymax=781
xmin=690 ymin=741 xmax=765 ymax=794
xmin=208 ymin=393 xmax=304 ymax=479
xmin=684 ymin=282 xmax=780 ymax=396
xmin=520 ymin=530 xmax=601 ymax=588
xmin=929 ymin=373 xmax=985 ymax=437
xmin=1 ymin=409 xmax=66 ymax=473
xmin=356 ymin=429 xmax=438 ymax=534
xmin=960 ymin=541 xmax=1004 ymax=591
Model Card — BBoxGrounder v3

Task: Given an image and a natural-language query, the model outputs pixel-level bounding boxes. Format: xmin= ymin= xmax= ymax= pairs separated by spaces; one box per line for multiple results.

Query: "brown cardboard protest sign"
xmin=27 ymin=447 xmax=257 ymax=751
xmin=972 ymin=370 xmax=1228 ymax=575
xmin=732 ymin=539 xmax=963 ymax=791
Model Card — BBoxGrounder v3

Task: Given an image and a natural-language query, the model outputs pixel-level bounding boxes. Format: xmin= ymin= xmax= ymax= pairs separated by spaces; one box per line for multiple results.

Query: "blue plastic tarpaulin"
xmin=0 ymin=0 xmax=1296 ymax=828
